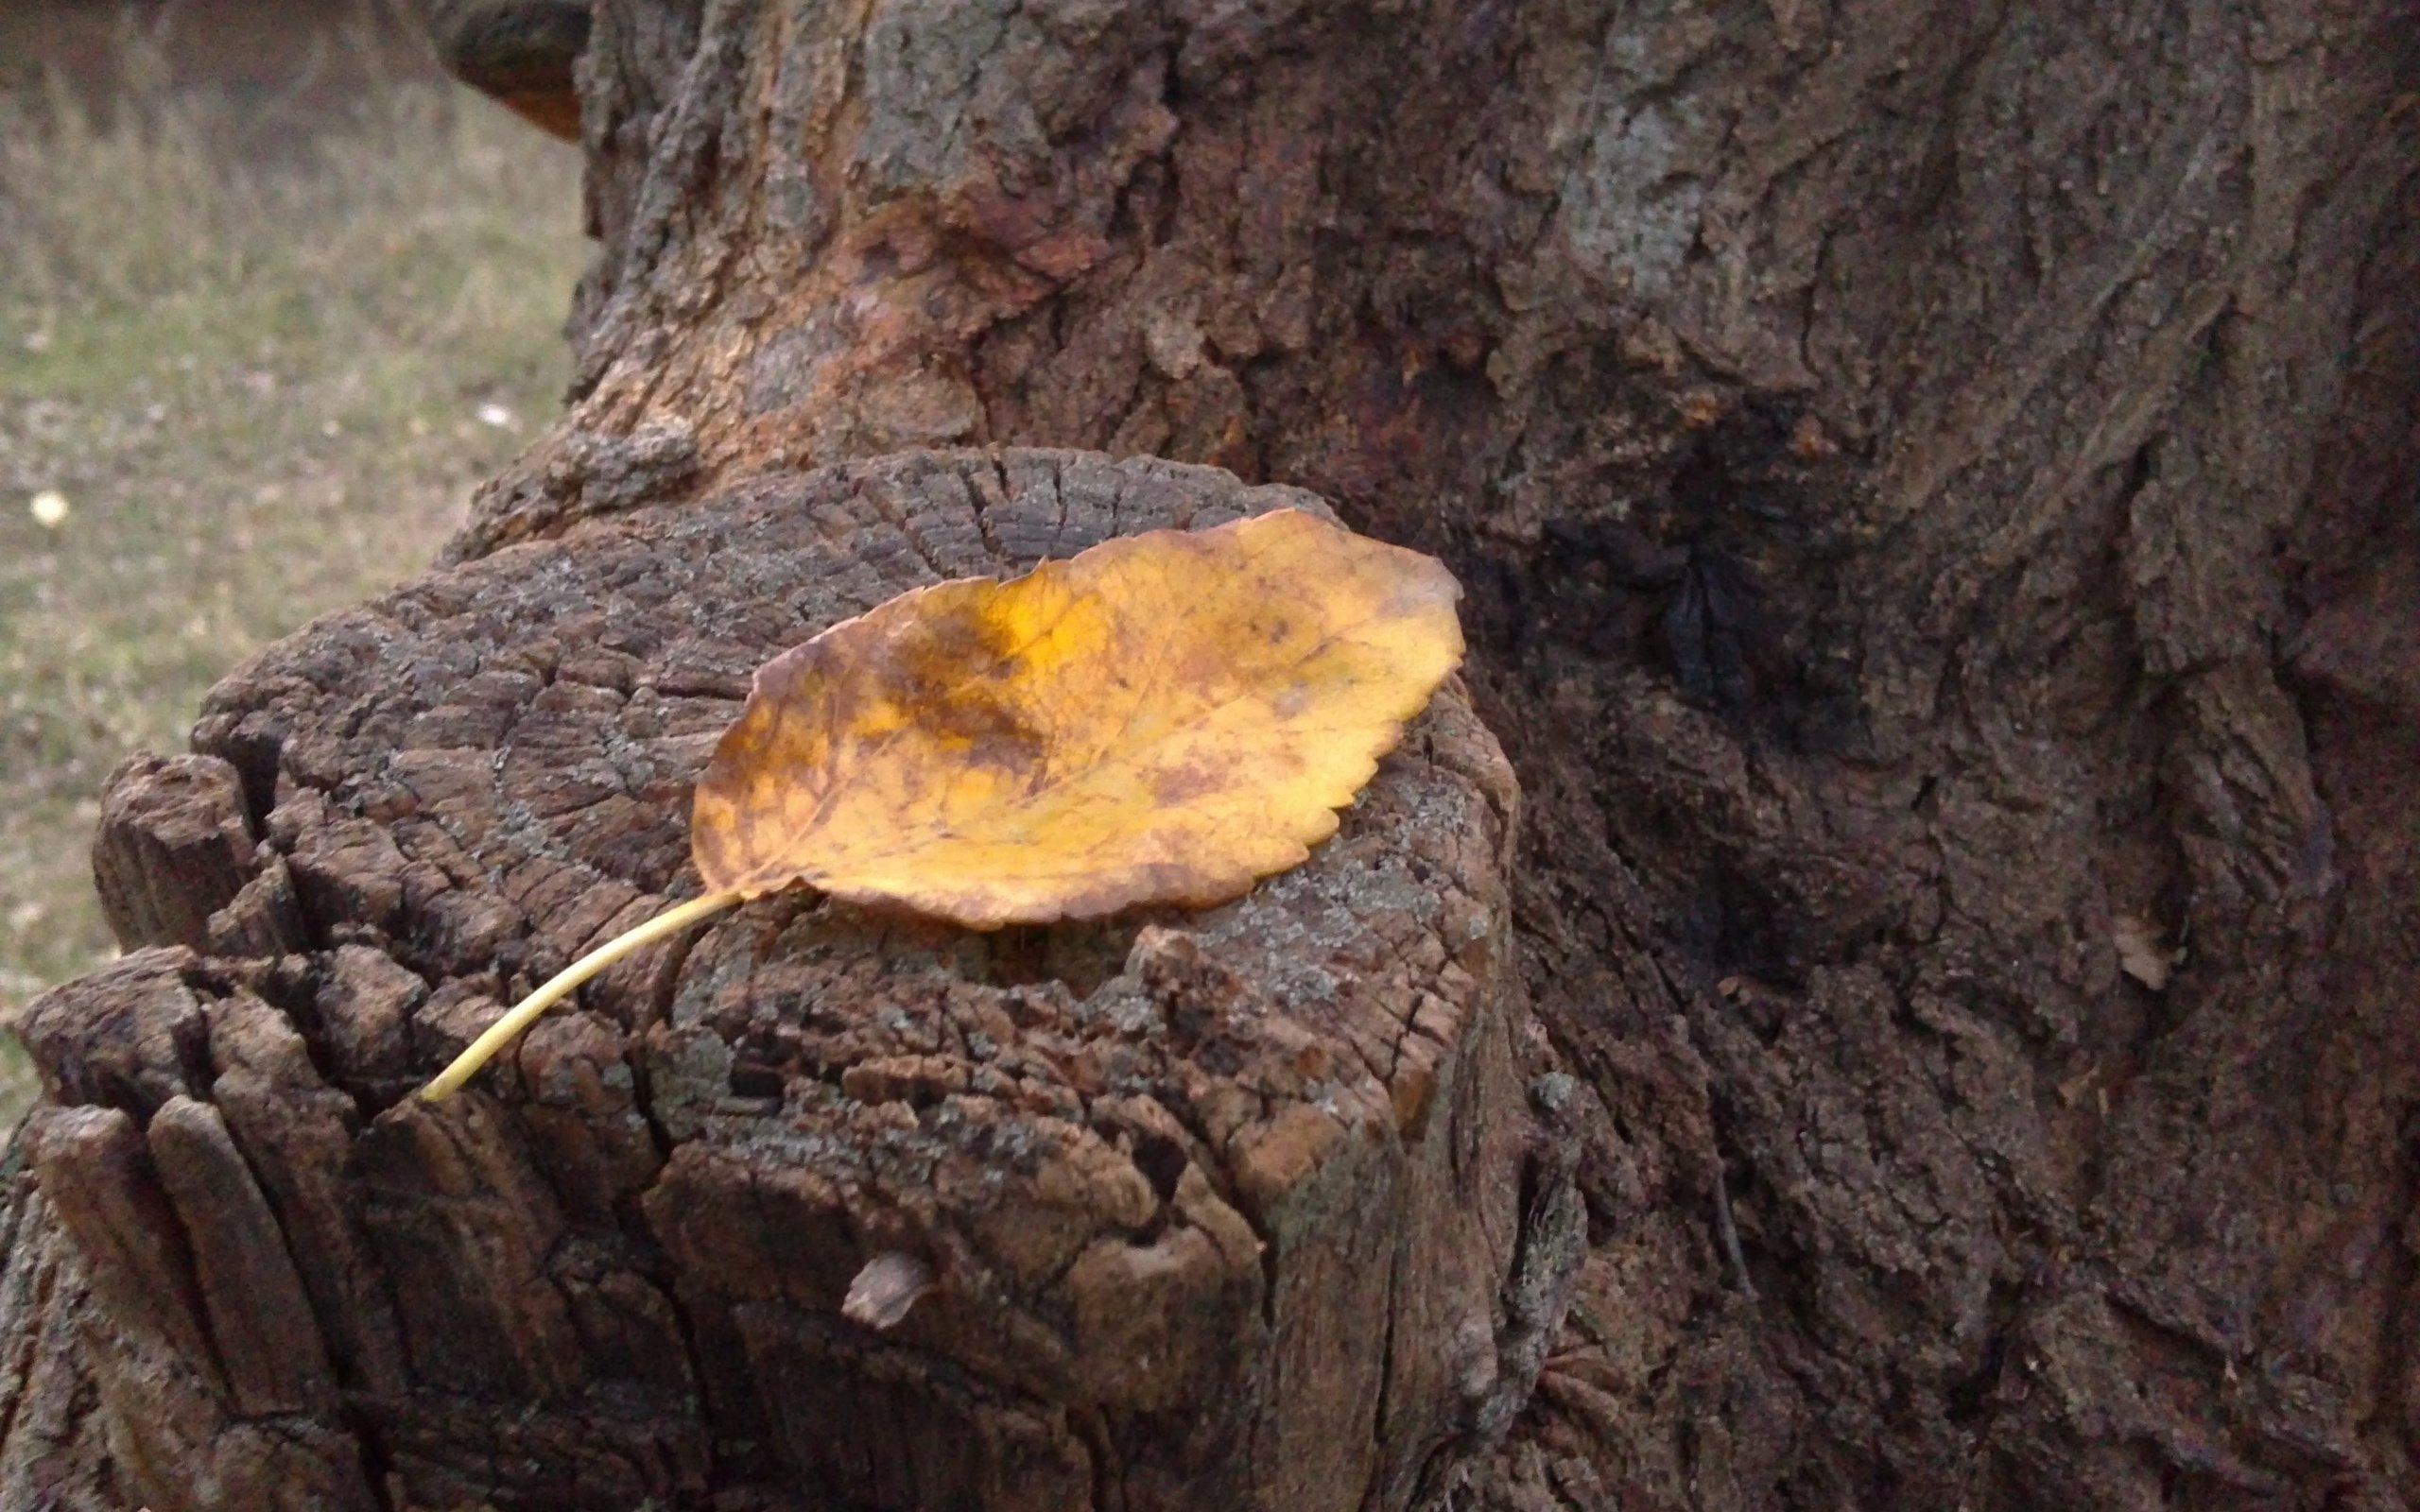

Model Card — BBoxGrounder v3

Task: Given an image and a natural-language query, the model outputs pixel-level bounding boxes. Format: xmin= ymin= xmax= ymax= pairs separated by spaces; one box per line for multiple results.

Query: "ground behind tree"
xmin=0 ymin=8 xmax=587 ymax=1124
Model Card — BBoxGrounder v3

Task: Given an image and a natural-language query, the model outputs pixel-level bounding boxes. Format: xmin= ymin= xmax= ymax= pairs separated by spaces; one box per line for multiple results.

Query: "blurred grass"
xmin=0 ymin=28 xmax=587 ymax=1124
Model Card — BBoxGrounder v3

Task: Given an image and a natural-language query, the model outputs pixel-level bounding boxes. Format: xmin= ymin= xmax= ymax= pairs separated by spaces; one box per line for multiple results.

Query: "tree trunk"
xmin=7 ymin=0 xmax=2417 ymax=1508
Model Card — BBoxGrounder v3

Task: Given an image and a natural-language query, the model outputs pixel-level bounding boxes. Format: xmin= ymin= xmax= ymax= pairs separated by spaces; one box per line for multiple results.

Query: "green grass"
xmin=0 ymin=56 xmax=588 ymax=1123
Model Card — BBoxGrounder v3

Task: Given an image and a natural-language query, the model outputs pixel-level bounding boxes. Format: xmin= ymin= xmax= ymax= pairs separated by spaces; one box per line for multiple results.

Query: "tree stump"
xmin=4 ymin=450 xmax=1568 ymax=1512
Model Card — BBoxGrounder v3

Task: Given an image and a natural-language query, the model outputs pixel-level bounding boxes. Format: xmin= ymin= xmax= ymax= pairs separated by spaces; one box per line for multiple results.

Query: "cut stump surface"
xmin=6 ymin=450 xmax=1556 ymax=1512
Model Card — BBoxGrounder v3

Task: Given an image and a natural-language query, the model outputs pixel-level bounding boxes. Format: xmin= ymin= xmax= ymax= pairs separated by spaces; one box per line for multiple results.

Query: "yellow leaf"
xmin=693 ymin=507 xmax=1464 ymax=923
xmin=422 ymin=507 xmax=1462 ymax=1099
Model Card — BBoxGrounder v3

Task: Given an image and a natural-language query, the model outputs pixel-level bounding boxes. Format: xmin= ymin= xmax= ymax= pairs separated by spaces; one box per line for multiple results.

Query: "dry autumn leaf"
xmin=693 ymin=507 xmax=1463 ymax=921
xmin=423 ymin=507 xmax=1463 ymax=1100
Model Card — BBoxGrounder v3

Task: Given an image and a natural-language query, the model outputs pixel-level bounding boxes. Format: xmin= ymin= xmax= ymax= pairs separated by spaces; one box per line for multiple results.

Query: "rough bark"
xmin=8 ymin=453 xmax=1557 ymax=1512
xmin=7 ymin=0 xmax=2419 ymax=1507
xmin=92 ymin=753 xmax=263 ymax=958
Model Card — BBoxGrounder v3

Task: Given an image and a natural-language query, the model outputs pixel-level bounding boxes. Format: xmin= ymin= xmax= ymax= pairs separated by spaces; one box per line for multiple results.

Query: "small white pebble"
xmin=842 ymin=1251 xmax=936 ymax=1331
xmin=476 ymin=402 xmax=515 ymax=429
xmin=28 ymin=490 xmax=68 ymax=527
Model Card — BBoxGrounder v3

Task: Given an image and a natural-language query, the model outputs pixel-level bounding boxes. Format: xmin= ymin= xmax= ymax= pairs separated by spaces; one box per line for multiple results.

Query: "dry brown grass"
xmin=0 ymin=28 xmax=588 ymax=1122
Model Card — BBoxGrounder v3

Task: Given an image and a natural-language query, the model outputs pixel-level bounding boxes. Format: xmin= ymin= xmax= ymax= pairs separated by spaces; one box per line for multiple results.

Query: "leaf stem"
xmin=419 ymin=888 xmax=742 ymax=1102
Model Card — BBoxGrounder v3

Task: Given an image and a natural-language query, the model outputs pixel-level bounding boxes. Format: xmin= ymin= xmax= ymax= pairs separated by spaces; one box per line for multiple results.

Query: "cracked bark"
xmin=5 ymin=0 xmax=2418 ymax=1508
xmin=6 ymin=454 xmax=1541 ymax=1512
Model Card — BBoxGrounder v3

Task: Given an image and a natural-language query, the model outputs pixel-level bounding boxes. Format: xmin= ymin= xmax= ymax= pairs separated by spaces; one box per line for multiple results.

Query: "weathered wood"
xmin=0 ymin=1160 xmax=161 ymax=1512
xmin=9 ymin=451 xmax=1557 ymax=1511
xmin=92 ymin=752 xmax=261 ymax=954
xmin=17 ymin=1102 xmax=379 ymax=1512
